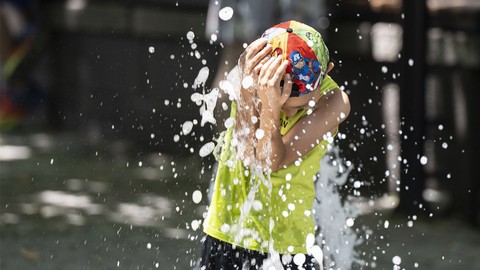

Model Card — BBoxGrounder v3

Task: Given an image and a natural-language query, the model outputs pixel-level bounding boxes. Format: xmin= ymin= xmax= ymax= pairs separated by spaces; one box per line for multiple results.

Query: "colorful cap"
xmin=261 ymin=20 xmax=329 ymax=97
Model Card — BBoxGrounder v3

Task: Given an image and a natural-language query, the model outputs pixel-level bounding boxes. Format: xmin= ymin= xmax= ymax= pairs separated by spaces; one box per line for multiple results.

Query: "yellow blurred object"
xmin=20 ymin=248 xmax=40 ymax=262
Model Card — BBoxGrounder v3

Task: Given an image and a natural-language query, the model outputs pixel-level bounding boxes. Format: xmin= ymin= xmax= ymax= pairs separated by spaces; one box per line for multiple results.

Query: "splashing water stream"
xmin=314 ymin=147 xmax=362 ymax=269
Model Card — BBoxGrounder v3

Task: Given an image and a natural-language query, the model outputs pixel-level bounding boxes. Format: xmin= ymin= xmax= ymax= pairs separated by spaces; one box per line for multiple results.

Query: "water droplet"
xmin=255 ymin=129 xmax=264 ymax=139
xmin=310 ymin=245 xmax=323 ymax=264
xmin=420 ymin=156 xmax=428 ymax=165
xmin=195 ymin=50 xmax=201 ymax=59
xmin=192 ymin=190 xmax=202 ymax=204
xmin=293 ymin=253 xmax=306 ymax=266
xmin=253 ymin=200 xmax=263 ymax=211
xmin=186 ymin=31 xmax=195 ymax=41
xmin=408 ymin=59 xmax=414 ymax=66
xmin=147 ymin=243 xmax=152 ymax=249
xmin=224 ymin=117 xmax=235 ymax=129
xmin=381 ymin=66 xmax=388 ymax=73
xmin=210 ymin=34 xmax=218 ymax=42
xmin=242 ymin=75 xmax=254 ymax=89
xmin=353 ymin=181 xmax=361 ymax=188
xmin=220 ymin=223 xmax=230 ymax=233
xmin=199 ymin=142 xmax=215 ymax=157
xmin=193 ymin=67 xmax=210 ymax=89
xmin=191 ymin=219 xmax=201 ymax=231
xmin=148 ymin=46 xmax=155 ymax=53
xmin=288 ymin=203 xmax=296 ymax=211
xmin=346 ymin=218 xmax=355 ymax=227
xmin=392 ymin=255 xmax=402 ymax=265
xmin=218 ymin=6 xmax=234 ymax=21
xmin=182 ymin=121 xmax=194 ymax=135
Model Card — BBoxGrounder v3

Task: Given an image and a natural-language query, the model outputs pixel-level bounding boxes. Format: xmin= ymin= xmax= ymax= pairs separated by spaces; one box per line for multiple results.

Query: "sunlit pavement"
xmin=1 ymin=132 xmax=479 ymax=269
xmin=0 ymin=132 xmax=211 ymax=269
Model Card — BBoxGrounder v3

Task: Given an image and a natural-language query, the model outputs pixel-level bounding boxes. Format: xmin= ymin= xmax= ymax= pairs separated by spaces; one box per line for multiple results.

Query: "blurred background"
xmin=1 ymin=0 xmax=479 ymax=269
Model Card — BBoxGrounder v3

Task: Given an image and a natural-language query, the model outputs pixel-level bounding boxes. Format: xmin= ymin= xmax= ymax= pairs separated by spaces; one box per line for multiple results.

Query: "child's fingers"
xmin=282 ymin=74 xmax=293 ymax=98
xmin=245 ymin=38 xmax=268 ymax=61
xmin=256 ymin=54 xmax=274 ymax=69
xmin=253 ymin=55 xmax=273 ymax=75
xmin=258 ymin=55 xmax=279 ymax=80
xmin=238 ymin=38 xmax=267 ymax=69
xmin=263 ymin=56 xmax=284 ymax=86
xmin=270 ymin=60 xmax=289 ymax=87
xmin=247 ymin=44 xmax=272 ymax=74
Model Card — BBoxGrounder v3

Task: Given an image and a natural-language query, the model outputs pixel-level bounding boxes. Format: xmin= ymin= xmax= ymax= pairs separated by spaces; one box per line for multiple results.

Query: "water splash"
xmin=192 ymin=66 xmax=210 ymax=90
xmin=190 ymin=67 xmax=219 ymax=127
xmin=313 ymin=146 xmax=362 ymax=270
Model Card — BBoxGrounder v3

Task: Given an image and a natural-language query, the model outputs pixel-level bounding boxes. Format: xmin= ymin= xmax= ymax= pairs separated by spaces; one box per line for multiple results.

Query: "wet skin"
xmin=237 ymin=38 xmax=351 ymax=171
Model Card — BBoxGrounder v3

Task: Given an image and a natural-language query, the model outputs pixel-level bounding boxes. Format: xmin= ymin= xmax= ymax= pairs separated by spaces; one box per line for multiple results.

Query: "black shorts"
xmin=198 ymin=235 xmax=318 ymax=270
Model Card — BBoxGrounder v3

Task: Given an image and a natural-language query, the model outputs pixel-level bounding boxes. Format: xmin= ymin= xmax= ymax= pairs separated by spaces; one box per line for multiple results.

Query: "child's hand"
xmin=238 ymin=38 xmax=272 ymax=94
xmin=256 ymin=55 xmax=292 ymax=114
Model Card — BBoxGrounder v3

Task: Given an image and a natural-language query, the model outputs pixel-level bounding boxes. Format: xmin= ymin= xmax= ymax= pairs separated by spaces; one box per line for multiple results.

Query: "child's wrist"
xmin=259 ymin=108 xmax=280 ymax=131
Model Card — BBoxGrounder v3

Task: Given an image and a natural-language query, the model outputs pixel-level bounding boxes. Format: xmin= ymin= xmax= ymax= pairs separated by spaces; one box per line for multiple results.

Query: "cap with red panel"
xmin=261 ymin=20 xmax=330 ymax=97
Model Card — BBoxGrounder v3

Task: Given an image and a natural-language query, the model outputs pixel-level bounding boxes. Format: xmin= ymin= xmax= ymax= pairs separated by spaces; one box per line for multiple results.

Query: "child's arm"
xmin=234 ymin=38 xmax=272 ymax=166
xmin=255 ymin=56 xmax=291 ymax=171
xmin=234 ymin=86 xmax=258 ymax=166
xmin=255 ymin=57 xmax=350 ymax=172
xmin=279 ymin=89 xmax=350 ymax=168
xmin=261 ymin=89 xmax=350 ymax=172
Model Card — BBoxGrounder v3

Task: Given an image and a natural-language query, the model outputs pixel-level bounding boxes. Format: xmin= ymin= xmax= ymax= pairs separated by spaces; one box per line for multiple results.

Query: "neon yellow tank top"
xmin=203 ymin=76 xmax=339 ymax=254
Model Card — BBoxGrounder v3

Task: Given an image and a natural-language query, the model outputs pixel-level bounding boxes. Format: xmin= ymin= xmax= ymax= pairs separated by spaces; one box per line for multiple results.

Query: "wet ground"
xmin=1 ymin=132 xmax=479 ymax=269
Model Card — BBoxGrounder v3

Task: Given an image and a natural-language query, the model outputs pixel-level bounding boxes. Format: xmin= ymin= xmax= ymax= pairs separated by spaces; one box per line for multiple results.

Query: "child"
xmin=200 ymin=20 xmax=350 ymax=269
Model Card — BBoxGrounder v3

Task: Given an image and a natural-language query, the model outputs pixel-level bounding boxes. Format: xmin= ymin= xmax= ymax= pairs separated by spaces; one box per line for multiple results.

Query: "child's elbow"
xmin=340 ymin=90 xmax=351 ymax=120
xmin=331 ymin=88 xmax=350 ymax=123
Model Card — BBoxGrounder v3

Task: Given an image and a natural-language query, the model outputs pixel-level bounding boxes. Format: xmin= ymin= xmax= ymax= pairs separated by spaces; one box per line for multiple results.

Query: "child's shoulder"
xmin=319 ymin=75 xmax=340 ymax=96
